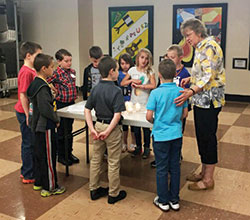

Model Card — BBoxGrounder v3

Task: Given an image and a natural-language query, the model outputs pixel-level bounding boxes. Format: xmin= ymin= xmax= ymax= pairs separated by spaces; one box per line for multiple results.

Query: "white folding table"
xmin=57 ymin=101 xmax=152 ymax=176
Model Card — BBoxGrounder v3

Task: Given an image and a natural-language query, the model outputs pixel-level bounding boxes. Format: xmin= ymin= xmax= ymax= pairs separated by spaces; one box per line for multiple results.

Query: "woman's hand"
xmin=180 ymin=77 xmax=191 ymax=88
xmin=174 ymin=89 xmax=193 ymax=106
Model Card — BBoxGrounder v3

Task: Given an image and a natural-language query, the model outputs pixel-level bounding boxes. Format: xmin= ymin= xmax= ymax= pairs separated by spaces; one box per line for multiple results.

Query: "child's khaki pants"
xmin=89 ymin=122 xmax=122 ymax=197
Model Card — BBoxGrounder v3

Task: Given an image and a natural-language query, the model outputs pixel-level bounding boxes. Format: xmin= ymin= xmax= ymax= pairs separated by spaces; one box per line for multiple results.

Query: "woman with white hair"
xmin=175 ymin=18 xmax=225 ymax=191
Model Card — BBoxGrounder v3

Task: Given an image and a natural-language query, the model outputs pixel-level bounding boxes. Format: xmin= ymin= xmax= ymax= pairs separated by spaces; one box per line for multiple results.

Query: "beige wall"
xmin=21 ymin=0 xmax=81 ymax=85
xmin=78 ymin=0 xmax=93 ymax=86
xmin=92 ymin=0 xmax=250 ymax=95
xmin=21 ymin=0 xmax=250 ymax=94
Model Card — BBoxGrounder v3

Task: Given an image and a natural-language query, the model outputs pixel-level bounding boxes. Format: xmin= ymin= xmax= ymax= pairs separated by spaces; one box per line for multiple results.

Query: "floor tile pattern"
xmin=0 ymin=94 xmax=250 ymax=219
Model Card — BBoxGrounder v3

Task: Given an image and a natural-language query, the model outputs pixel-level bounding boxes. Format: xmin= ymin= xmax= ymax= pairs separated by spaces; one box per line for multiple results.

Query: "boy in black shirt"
xmin=84 ymin=56 xmax=126 ymax=204
xmin=82 ymin=46 xmax=103 ymax=100
xmin=27 ymin=54 xmax=65 ymax=197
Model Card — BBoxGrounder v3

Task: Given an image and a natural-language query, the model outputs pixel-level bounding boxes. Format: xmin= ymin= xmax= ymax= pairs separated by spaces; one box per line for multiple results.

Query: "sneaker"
xmin=41 ymin=189 xmax=52 ymax=197
xmin=41 ymin=186 xmax=66 ymax=197
xmin=108 ymin=190 xmax=127 ymax=204
xmin=122 ymin=144 xmax=127 ymax=153
xmin=150 ymin=160 xmax=156 ymax=168
xmin=131 ymin=146 xmax=141 ymax=158
xmin=169 ymin=201 xmax=180 ymax=211
xmin=142 ymin=148 xmax=150 ymax=159
xmin=22 ymin=178 xmax=35 ymax=184
xmin=33 ymin=185 xmax=42 ymax=191
xmin=53 ymin=186 xmax=66 ymax=195
xmin=69 ymin=154 xmax=80 ymax=164
xmin=58 ymin=157 xmax=73 ymax=166
xmin=153 ymin=196 xmax=169 ymax=212
xmin=90 ymin=187 xmax=109 ymax=200
xmin=128 ymin=144 xmax=136 ymax=152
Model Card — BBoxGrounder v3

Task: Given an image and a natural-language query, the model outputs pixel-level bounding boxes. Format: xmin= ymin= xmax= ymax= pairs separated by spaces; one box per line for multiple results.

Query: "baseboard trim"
xmin=225 ymin=94 xmax=250 ymax=102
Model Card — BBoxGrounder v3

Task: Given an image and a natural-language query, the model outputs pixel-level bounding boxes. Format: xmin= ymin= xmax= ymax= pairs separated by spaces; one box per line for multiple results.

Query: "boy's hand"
xmin=56 ymin=122 xmax=60 ymax=128
xmin=49 ymin=84 xmax=58 ymax=96
xmin=98 ymin=130 xmax=110 ymax=140
xmin=91 ymin=129 xmax=99 ymax=140
xmin=26 ymin=115 xmax=29 ymax=126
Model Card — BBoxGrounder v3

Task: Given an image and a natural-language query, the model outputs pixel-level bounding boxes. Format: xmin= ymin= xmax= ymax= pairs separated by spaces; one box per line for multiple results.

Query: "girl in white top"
xmin=121 ymin=48 xmax=156 ymax=158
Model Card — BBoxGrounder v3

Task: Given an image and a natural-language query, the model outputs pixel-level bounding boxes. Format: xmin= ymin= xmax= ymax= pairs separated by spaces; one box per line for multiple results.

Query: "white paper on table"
xmin=66 ymin=104 xmax=84 ymax=112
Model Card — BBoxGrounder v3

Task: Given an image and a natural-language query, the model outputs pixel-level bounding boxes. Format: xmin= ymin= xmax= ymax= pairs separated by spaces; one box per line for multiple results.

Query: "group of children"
xmin=84 ymin=45 xmax=190 ymax=208
xmin=15 ymin=41 xmax=191 ymax=210
xmin=16 ymin=42 xmax=80 ymax=196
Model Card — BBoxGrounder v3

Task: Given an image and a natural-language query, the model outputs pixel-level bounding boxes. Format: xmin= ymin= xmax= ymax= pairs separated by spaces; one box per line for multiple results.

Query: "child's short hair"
xmin=34 ymin=53 xmax=53 ymax=72
xmin=98 ymin=56 xmax=117 ymax=78
xmin=118 ymin=53 xmax=134 ymax=71
xmin=166 ymin=44 xmax=183 ymax=57
xmin=158 ymin=59 xmax=176 ymax=80
xmin=55 ymin=49 xmax=72 ymax=61
xmin=89 ymin=46 xmax=103 ymax=59
xmin=20 ymin=42 xmax=42 ymax=59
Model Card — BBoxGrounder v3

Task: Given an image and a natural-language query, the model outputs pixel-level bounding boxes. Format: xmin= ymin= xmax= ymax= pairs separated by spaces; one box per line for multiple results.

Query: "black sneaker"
xmin=69 ymin=154 xmax=80 ymax=164
xmin=150 ymin=160 xmax=156 ymax=168
xmin=142 ymin=148 xmax=150 ymax=159
xmin=131 ymin=146 xmax=141 ymax=158
xmin=58 ymin=157 xmax=73 ymax=166
xmin=108 ymin=190 xmax=127 ymax=204
xmin=90 ymin=187 xmax=109 ymax=200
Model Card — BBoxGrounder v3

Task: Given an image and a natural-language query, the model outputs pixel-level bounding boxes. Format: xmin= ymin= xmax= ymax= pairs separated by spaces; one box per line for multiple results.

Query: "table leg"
xmin=86 ymin=123 xmax=89 ymax=164
xmin=64 ymin=124 xmax=69 ymax=176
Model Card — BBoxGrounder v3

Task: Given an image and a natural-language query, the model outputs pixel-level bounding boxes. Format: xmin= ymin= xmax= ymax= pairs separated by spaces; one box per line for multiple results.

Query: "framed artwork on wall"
xmin=173 ymin=3 xmax=228 ymax=67
xmin=108 ymin=6 xmax=153 ymax=61
xmin=233 ymin=58 xmax=248 ymax=69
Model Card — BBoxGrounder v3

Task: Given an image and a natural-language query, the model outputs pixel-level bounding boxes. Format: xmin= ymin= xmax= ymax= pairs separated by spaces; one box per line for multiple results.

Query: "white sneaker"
xmin=169 ymin=201 xmax=180 ymax=211
xmin=128 ymin=144 xmax=136 ymax=152
xmin=122 ymin=144 xmax=127 ymax=152
xmin=153 ymin=196 xmax=169 ymax=212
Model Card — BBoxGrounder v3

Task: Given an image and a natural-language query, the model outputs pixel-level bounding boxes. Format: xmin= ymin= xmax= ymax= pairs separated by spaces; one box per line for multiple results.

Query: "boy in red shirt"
xmin=15 ymin=41 xmax=42 ymax=183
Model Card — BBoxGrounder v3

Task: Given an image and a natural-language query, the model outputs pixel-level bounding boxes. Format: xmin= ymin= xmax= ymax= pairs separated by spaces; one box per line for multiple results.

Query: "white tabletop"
xmin=57 ymin=101 xmax=153 ymax=128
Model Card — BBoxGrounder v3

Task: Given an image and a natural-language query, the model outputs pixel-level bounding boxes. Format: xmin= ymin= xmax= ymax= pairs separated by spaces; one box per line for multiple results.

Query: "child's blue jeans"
xmin=16 ymin=111 xmax=34 ymax=179
xmin=153 ymin=137 xmax=182 ymax=204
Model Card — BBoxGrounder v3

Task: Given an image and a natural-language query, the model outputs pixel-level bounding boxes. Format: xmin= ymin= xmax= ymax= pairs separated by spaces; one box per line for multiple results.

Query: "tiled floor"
xmin=1 ymin=93 xmax=250 ymax=220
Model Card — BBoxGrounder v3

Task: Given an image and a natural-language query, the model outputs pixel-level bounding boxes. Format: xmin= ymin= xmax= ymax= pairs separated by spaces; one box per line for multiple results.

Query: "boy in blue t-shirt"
xmin=146 ymin=59 xmax=188 ymax=212
xmin=151 ymin=44 xmax=191 ymax=168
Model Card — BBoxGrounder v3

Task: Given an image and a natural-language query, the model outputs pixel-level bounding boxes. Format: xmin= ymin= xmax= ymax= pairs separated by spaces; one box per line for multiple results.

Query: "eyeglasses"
xmin=184 ymin=31 xmax=194 ymax=38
